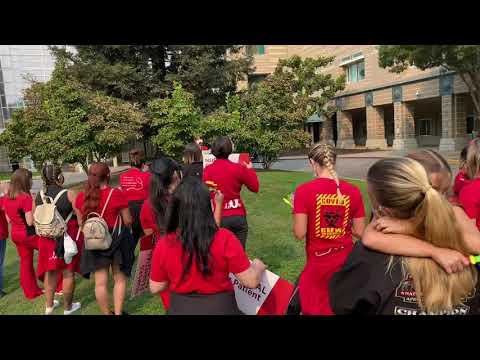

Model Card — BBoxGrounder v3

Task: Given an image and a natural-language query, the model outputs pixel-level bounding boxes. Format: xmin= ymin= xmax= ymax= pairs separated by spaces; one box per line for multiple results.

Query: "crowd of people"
xmin=1 ymin=134 xmax=480 ymax=315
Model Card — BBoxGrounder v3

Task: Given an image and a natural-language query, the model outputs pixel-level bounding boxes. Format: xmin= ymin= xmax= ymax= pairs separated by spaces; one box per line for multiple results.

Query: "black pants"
xmin=221 ymin=216 xmax=248 ymax=248
xmin=128 ymin=200 xmax=144 ymax=248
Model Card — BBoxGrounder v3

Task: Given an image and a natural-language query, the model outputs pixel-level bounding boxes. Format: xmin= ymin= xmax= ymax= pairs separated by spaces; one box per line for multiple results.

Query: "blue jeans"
xmin=0 ymin=240 xmax=6 ymax=291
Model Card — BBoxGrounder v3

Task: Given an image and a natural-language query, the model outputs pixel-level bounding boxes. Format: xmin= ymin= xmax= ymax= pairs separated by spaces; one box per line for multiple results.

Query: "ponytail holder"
xmin=422 ymin=185 xmax=433 ymax=194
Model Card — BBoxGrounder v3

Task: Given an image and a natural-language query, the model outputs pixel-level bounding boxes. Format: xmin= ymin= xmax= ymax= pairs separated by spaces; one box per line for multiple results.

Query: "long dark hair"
xmin=165 ymin=177 xmax=218 ymax=281
xmin=81 ymin=162 xmax=110 ymax=221
xmin=149 ymin=157 xmax=180 ymax=234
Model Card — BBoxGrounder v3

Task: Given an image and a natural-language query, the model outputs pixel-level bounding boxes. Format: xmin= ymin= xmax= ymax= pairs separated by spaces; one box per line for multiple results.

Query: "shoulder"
xmin=295 ymin=179 xmax=316 ymax=194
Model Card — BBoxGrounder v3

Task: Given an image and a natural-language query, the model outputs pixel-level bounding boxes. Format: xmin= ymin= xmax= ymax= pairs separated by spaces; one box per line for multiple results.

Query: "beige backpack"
xmin=82 ymin=189 xmax=121 ymax=250
xmin=34 ymin=189 xmax=72 ymax=238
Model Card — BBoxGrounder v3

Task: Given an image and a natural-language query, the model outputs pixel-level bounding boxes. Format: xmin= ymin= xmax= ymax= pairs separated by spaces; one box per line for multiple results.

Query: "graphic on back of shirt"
xmin=315 ymin=194 xmax=350 ymax=240
xmin=393 ymin=274 xmax=474 ymax=315
xmin=121 ymin=175 xmax=144 ymax=191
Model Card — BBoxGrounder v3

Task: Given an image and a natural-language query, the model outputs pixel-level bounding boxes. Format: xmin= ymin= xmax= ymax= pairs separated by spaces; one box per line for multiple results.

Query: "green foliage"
xmin=166 ymin=45 xmax=252 ymax=114
xmin=148 ymin=83 xmax=202 ymax=158
xmin=0 ymin=59 xmax=148 ymax=170
xmin=378 ymin=45 xmax=480 ymax=117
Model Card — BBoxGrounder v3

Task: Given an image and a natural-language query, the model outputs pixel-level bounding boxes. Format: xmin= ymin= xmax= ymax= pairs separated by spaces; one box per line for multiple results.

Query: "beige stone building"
xmin=242 ymin=45 xmax=478 ymax=151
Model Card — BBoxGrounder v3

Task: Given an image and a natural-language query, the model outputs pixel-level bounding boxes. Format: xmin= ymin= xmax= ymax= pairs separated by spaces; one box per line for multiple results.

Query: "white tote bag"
xmin=63 ymin=232 xmax=78 ymax=264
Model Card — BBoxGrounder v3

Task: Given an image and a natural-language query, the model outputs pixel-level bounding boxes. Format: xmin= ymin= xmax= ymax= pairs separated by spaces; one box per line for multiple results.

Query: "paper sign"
xmin=203 ymin=150 xmax=251 ymax=169
xmin=131 ymin=234 xmax=170 ymax=309
xmin=229 ymin=268 xmax=294 ymax=315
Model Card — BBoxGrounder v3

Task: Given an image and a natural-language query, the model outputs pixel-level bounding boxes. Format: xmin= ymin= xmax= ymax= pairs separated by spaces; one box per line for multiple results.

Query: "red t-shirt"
xmin=119 ymin=168 xmax=151 ymax=202
xmin=150 ymin=228 xmax=250 ymax=294
xmin=459 ymin=178 xmax=480 ymax=230
xmin=140 ymin=199 xmax=158 ymax=235
xmin=0 ymin=196 xmax=9 ymax=240
xmin=75 ymin=187 xmax=128 ymax=228
xmin=293 ymin=178 xmax=365 ymax=256
xmin=203 ymin=159 xmax=259 ymax=217
xmin=2 ymin=192 xmax=33 ymax=241
xmin=454 ymin=171 xmax=471 ymax=196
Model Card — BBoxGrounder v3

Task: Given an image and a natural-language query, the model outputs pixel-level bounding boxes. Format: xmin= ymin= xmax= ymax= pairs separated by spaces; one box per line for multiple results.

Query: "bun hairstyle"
xmin=367 ymin=157 xmax=477 ymax=313
xmin=129 ymin=148 xmax=145 ymax=169
xmin=149 ymin=157 xmax=180 ymax=235
xmin=41 ymin=164 xmax=64 ymax=192
xmin=308 ymin=142 xmax=343 ymax=204
xmin=81 ymin=162 xmax=110 ymax=222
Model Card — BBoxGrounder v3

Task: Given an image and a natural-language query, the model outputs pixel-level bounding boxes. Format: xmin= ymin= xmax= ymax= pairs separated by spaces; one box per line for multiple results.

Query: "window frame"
xmin=344 ymin=59 xmax=365 ymax=84
xmin=418 ymin=118 xmax=433 ymax=136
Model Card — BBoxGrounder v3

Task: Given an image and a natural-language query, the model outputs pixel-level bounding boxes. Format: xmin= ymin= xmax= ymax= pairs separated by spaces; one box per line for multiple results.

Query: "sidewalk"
xmin=31 ymin=165 xmax=129 ymax=193
xmin=278 ymin=149 xmax=461 ymax=166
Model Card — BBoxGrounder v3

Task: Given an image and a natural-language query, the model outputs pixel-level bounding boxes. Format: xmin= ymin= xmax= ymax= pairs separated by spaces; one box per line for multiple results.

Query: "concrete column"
xmin=336 ymin=111 xmax=355 ymax=149
xmin=393 ymin=102 xmax=418 ymax=150
xmin=439 ymin=94 xmax=469 ymax=151
xmin=320 ymin=119 xmax=335 ymax=145
xmin=366 ymin=106 xmax=388 ymax=149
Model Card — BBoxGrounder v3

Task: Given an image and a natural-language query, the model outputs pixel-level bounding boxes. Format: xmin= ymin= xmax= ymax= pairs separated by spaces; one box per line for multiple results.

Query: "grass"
xmin=0 ymin=170 xmax=369 ymax=315
xmin=0 ymin=171 xmax=41 ymax=181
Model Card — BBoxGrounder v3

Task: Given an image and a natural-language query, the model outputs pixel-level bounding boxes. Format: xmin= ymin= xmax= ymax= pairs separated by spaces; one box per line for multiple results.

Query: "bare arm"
xmin=453 ymin=206 xmax=480 ymax=254
xmin=143 ymin=228 xmax=154 ymax=236
xmin=120 ymin=208 xmax=133 ymax=227
xmin=234 ymin=259 xmax=267 ymax=289
xmin=362 ymin=222 xmax=469 ymax=274
xmin=25 ymin=211 xmax=34 ymax=226
xmin=293 ymin=213 xmax=307 ymax=241
xmin=214 ymin=190 xmax=224 ymax=227
xmin=352 ymin=217 xmax=366 ymax=240
xmin=149 ymin=280 xmax=169 ymax=294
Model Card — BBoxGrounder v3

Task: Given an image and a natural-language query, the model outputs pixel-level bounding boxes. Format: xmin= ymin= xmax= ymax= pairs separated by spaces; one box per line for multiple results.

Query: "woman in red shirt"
xmin=203 ymin=136 xmax=259 ymax=248
xmin=292 ymin=143 xmax=366 ymax=315
xmin=35 ymin=165 xmax=83 ymax=315
xmin=453 ymin=145 xmax=471 ymax=200
xmin=75 ymin=162 xmax=133 ymax=315
xmin=119 ymin=149 xmax=151 ymax=247
xmin=150 ymin=176 xmax=266 ymax=315
xmin=459 ymin=138 xmax=480 ymax=232
xmin=0 ymin=194 xmax=9 ymax=298
xmin=140 ymin=158 xmax=182 ymax=238
xmin=2 ymin=169 xmax=43 ymax=300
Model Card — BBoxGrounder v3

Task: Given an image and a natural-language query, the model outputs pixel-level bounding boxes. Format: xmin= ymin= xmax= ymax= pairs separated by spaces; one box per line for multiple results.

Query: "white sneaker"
xmin=45 ymin=299 xmax=60 ymax=315
xmin=55 ymin=291 xmax=63 ymax=296
xmin=64 ymin=302 xmax=81 ymax=315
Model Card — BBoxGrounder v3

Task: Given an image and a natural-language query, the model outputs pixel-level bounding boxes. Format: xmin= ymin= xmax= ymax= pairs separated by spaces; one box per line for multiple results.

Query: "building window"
xmin=418 ymin=118 xmax=432 ymax=136
xmin=246 ymin=45 xmax=266 ymax=56
xmin=467 ymin=115 xmax=475 ymax=134
xmin=345 ymin=60 xmax=365 ymax=83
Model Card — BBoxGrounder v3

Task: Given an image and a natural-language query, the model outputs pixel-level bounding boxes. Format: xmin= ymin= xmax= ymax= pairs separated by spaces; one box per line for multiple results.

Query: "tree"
xmin=0 ymin=59 xmax=148 ymax=172
xmin=378 ymin=45 xmax=480 ymax=118
xmin=238 ymin=55 xmax=345 ymax=169
xmin=199 ymin=92 xmax=243 ymax=145
xmin=148 ymin=82 xmax=202 ymax=159
xmin=166 ymin=45 xmax=252 ymax=114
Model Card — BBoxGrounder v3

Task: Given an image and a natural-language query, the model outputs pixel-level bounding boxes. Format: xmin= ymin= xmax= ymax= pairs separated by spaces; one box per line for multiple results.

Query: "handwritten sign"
xmin=229 ymin=268 xmax=294 ymax=315
xmin=202 ymin=150 xmax=251 ymax=169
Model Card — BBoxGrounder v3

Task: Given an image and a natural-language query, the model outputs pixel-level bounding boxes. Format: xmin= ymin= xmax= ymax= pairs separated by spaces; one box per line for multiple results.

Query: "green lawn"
xmin=0 ymin=170 xmax=369 ymax=315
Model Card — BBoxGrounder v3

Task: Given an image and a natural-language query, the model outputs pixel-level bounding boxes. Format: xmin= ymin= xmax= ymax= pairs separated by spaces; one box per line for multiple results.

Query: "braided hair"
xmin=308 ymin=142 xmax=343 ymax=204
xmin=41 ymin=164 xmax=64 ymax=193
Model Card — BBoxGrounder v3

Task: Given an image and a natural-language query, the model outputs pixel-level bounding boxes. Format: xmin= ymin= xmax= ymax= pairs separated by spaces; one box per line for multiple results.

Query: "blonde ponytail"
xmin=308 ymin=142 xmax=343 ymax=204
xmin=368 ymin=157 xmax=477 ymax=313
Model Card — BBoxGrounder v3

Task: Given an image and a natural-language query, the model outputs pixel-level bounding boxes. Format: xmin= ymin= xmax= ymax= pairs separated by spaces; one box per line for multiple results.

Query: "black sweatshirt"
xmin=329 ymin=241 xmax=480 ymax=315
